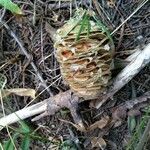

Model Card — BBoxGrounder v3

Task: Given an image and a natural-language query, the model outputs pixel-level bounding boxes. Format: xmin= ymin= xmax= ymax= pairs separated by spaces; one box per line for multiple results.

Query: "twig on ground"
xmin=0 ymin=98 xmax=48 ymax=130
xmin=117 ymin=91 xmax=150 ymax=111
xmin=92 ymin=43 xmax=150 ymax=108
xmin=0 ymin=21 xmax=53 ymax=96
xmin=48 ymin=1 xmax=91 ymax=10
xmin=0 ymin=90 xmax=84 ymax=131
xmin=111 ymin=0 xmax=149 ymax=35
xmin=0 ymin=43 xmax=150 ymax=130
xmin=0 ymin=85 xmax=150 ymax=132
xmin=92 ymin=0 xmax=114 ymax=29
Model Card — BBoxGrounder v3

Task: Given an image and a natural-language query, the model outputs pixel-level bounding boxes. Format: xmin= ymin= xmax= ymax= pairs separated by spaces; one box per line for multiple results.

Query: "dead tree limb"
xmin=93 ymin=43 xmax=150 ymax=108
xmin=0 ymin=90 xmax=84 ymax=131
xmin=0 ymin=42 xmax=150 ymax=130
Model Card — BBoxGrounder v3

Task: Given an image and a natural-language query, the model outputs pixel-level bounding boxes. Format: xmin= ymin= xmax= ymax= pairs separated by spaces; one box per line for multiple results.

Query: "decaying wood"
xmin=93 ymin=43 xmax=150 ymax=108
xmin=0 ymin=80 xmax=150 ymax=132
xmin=0 ymin=37 xmax=149 ymax=131
xmin=0 ymin=90 xmax=85 ymax=131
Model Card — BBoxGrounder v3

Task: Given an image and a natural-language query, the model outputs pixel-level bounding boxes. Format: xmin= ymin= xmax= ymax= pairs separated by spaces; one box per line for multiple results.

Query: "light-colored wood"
xmin=0 ymin=43 xmax=150 ymax=130
xmin=94 ymin=43 xmax=150 ymax=108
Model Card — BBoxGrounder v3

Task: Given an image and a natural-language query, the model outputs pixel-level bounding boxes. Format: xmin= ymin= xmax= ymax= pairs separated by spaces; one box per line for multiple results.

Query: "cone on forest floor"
xmin=54 ymin=8 xmax=114 ymax=100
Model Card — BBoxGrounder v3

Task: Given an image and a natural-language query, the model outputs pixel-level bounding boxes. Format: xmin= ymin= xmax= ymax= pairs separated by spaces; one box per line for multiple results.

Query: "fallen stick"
xmin=0 ymin=90 xmax=84 ymax=131
xmin=0 ymin=43 xmax=150 ymax=130
xmin=0 ymin=99 xmax=47 ymax=130
xmin=93 ymin=43 xmax=150 ymax=108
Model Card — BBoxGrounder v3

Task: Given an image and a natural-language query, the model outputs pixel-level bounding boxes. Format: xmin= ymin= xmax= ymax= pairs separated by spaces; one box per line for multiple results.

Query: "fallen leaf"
xmin=0 ymin=88 xmax=36 ymax=99
xmin=91 ymin=137 xmax=106 ymax=149
xmin=88 ymin=116 xmax=110 ymax=131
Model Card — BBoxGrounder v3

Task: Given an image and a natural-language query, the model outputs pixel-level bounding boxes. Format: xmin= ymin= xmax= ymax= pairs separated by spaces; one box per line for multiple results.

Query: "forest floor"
xmin=0 ymin=0 xmax=150 ymax=149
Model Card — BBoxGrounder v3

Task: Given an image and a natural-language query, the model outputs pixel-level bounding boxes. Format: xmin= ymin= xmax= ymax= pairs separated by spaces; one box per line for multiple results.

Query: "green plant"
xmin=126 ymin=107 xmax=150 ymax=150
xmin=0 ymin=121 xmax=50 ymax=150
xmin=0 ymin=121 xmax=31 ymax=150
xmin=0 ymin=0 xmax=22 ymax=14
xmin=59 ymin=140 xmax=78 ymax=150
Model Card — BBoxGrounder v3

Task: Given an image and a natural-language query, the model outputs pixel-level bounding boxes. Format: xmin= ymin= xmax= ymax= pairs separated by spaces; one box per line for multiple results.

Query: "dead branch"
xmin=0 ymin=84 xmax=150 ymax=132
xmin=93 ymin=43 xmax=150 ymax=108
xmin=0 ymin=98 xmax=47 ymax=130
xmin=0 ymin=38 xmax=149 ymax=131
xmin=0 ymin=90 xmax=84 ymax=131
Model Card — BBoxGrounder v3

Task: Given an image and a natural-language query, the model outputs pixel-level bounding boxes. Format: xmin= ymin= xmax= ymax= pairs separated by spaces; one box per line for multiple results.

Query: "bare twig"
xmin=93 ymin=43 xmax=150 ymax=108
xmin=48 ymin=1 xmax=90 ymax=10
xmin=118 ymin=91 xmax=150 ymax=110
xmin=0 ymin=90 xmax=84 ymax=131
xmin=0 ymin=21 xmax=53 ymax=96
xmin=0 ymin=98 xmax=48 ymax=130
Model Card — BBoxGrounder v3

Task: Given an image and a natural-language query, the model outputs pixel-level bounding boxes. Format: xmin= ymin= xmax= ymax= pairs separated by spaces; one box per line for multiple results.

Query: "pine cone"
xmin=54 ymin=9 xmax=114 ymax=100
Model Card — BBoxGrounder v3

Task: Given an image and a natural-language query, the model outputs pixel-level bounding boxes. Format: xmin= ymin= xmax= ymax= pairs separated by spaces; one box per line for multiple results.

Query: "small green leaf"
xmin=3 ymin=133 xmax=19 ymax=150
xmin=19 ymin=121 xmax=31 ymax=134
xmin=21 ymin=136 xmax=30 ymax=150
xmin=76 ymin=12 xmax=88 ymax=41
xmin=60 ymin=140 xmax=78 ymax=150
xmin=93 ymin=16 xmax=114 ymax=48
xmin=86 ymin=15 xmax=91 ymax=38
xmin=128 ymin=116 xmax=136 ymax=133
xmin=0 ymin=0 xmax=23 ymax=14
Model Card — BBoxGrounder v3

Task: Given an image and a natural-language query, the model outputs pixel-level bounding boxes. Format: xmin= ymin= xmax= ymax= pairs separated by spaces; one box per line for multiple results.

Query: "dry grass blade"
xmin=111 ymin=0 xmax=149 ymax=35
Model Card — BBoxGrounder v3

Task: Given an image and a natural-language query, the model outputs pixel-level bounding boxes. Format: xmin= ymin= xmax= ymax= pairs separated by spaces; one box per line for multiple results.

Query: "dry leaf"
xmin=111 ymin=106 xmax=127 ymax=127
xmin=0 ymin=88 xmax=36 ymax=99
xmin=91 ymin=137 xmax=106 ymax=149
xmin=88 ymin=116 xmax=110 ymax=131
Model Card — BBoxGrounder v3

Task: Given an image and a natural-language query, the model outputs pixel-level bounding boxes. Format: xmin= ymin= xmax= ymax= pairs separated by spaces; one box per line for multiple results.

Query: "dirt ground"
xmin=0 ymin=0 xmax=150 ymax=149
